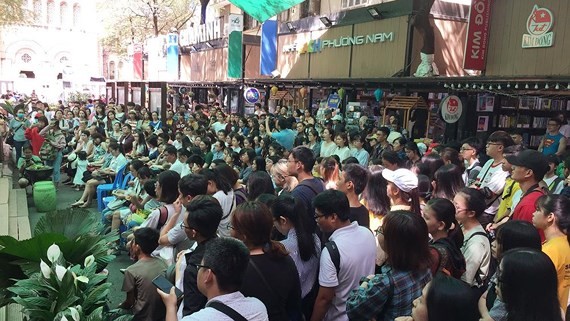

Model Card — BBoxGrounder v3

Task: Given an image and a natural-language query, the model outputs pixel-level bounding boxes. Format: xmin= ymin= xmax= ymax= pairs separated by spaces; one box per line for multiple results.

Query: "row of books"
xmin=495 ymin=115 xmax=549 ymax=128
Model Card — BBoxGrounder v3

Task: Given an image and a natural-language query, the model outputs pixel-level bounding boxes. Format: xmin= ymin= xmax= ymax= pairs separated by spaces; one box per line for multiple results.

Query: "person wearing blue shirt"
xmin=266 ymin=116 xmax=295 ymax=151
xmin=539 ymin=118 xmax=567 ymax=156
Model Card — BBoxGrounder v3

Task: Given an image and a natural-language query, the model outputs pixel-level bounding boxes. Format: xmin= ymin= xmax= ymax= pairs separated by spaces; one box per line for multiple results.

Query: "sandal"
xmin=79 ymin=202 xmax=91 ymax=208
xmin=71 ymin=201 xmax=84 ymax=207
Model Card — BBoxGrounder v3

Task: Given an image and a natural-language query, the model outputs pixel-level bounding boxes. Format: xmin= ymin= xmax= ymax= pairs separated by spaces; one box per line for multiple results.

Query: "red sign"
xmin=463 ymin=0 xmax=493 ymax=70
xmin=133 ymin=44 xmax=143 ymax=80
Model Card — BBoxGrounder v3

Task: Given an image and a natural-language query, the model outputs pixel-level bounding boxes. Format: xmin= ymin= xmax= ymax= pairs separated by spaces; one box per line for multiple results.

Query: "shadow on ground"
xmin=25 ymin=173 xmax=131 ymax=309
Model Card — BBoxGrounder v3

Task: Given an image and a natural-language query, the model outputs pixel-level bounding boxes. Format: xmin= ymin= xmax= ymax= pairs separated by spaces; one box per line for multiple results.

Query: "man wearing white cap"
xmin=382 ymin=168 xmax=421 ymax=214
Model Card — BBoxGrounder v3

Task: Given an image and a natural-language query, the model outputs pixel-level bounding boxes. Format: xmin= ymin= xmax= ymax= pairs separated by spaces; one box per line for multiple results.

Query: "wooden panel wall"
xmin=244 ymin=45 xmax=262 ymax=79
xmin=351 ymin=16 xmax=409 ymax=78
xmin=309 ymin=25 xmax=353 ymax=79
xmin=277 ymin=33 xmax=311 ymax=79
xmin=486 ymin=0 xmax=569 ymax=76
xmin=190 ymin=48 xmax=228 ymax=82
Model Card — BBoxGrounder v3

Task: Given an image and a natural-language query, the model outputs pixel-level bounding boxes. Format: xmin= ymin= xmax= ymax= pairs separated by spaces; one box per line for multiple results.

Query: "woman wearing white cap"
xmin=382 ymin=168 xmax=422 ymax=215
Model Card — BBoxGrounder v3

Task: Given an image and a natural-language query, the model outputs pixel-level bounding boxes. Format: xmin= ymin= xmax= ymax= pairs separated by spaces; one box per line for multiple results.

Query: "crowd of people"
xmin=0 ymin=91 xmax=569 ymax=321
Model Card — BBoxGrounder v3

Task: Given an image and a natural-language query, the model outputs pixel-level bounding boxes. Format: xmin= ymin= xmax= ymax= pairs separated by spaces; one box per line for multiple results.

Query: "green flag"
xmin=228 ymin=31 xmax=243 ymax=79
xmin=228 ymin=0 xmax=305 ymax=23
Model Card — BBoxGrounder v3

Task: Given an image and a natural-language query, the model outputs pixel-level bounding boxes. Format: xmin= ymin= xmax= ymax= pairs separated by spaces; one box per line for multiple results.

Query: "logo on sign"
xmin=522 ymin=5 xmax=554 ymax=48
xmin=244 ymin=88 xmax=260 ymax=104
xmin=441 ymin=95 xmax=462 ymax=124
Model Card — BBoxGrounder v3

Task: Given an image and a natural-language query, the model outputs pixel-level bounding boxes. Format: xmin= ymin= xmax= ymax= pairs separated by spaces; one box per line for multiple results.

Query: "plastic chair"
xmin=102 ymin=172 xmax=134 ymax=209
xmin=96 ymin=164 xmax=127 ymax=212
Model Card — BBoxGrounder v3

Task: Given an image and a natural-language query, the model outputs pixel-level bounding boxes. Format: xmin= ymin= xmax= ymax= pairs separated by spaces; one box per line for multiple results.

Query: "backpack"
xmin=547 ymin=176 xmax=564 ymax=194
xmin=325 ymin=241 xmax=341 ymax=274
xmin=156 ymin=206 xmax=169 ymax=230
xmin=430 ymin=241 xmax=466 ymax=279
xmin=464 ymin=231 xmax=496 ymax=294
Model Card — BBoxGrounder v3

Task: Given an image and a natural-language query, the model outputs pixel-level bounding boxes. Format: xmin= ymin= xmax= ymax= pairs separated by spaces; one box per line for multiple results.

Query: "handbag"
xmin=6 ymin=123 xmax=23 ymax=146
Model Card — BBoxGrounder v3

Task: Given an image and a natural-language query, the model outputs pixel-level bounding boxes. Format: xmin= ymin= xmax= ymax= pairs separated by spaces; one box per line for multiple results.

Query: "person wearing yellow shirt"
xmin=532 ymin=194 xmax=570 ymax=312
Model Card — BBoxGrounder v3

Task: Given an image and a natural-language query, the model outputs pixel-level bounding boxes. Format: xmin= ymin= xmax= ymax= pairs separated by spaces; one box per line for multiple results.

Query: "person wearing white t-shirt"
xmin=163 ymin=145 xmax=184 ymax=175
xmin=202 ymin=168 xmax=236 ymax=237
xmin=542 ymin=155 xmax=564 ymax=195
xmin=472 ymin=131 xmax=514 ymax=226
xmin=311 ymin=190 xmax=376 ymax=321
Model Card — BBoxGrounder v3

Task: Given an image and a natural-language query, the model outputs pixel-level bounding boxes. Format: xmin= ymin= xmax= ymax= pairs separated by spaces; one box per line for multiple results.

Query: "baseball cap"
xmin=506 ymin=149 xmax=549 ymax=181
xmin=366 ymin=134 xmax=378 ymax=141
xmin=382 ymin=168 xmax=418 ymax=193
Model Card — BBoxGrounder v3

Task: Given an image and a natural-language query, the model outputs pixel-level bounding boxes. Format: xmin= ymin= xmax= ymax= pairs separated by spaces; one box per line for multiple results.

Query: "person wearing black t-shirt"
xmin=336 ymin=163 xmax=370 ymax=229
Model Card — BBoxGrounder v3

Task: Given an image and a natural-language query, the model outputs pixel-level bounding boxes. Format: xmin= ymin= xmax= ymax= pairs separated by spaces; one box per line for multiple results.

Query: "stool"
xmin=33 ymin=181 xmax=57 ymax=213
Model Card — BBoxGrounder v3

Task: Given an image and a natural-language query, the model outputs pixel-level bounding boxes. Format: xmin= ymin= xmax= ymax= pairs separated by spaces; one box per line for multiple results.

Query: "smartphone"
xmin=152 ymin=275 xmax=184 ymax=300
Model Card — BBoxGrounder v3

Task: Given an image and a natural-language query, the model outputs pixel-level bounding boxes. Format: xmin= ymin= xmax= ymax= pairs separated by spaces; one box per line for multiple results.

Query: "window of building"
xmin=341 ymin=0 xmax=368 ymax=9
xmin=60 ymin=2 xmax=68 ymax=26
xmin=21 ymin=53 xmax=32 ymax=63
xmin=47 ymin=0 xmax=56 ymax=25
xmin=73 ymin=4 xmax=81 ymax=27
xmin=33 ymin=0 xmax=42 ymax=23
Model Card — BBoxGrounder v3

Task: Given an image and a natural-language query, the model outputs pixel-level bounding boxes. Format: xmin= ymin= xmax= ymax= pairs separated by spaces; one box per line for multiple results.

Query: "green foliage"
xmin=0 ymin=208 xmax=118 ymax=308
xmin=0 ymin=0 xmax=32 ymax=26
xmin=0 ymin=100 xmax=28 ymax=116
xmin=67 ymin=91 xmax=92 ymax=103
xmin=8 ymin=245 xmax=131 ymax=321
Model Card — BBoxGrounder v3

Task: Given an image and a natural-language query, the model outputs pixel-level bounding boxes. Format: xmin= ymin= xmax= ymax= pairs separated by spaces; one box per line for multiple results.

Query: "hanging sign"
xmin=327 ymin=93 xmax=341 ymax=109
xmin=463 ymin=0 xmax=492 ymax=70
xmin=244 ymin=87 xmax=261 ymax=104
xmin=522 ymin=5 xmax=554 ymax=48
xmin=440 ymin=95 xmax=463 ymax=124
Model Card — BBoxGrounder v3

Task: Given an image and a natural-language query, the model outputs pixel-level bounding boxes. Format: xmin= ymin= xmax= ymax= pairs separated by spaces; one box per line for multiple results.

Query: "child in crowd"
xmin=17 ymin=143 xmax=43 ymax=188
xmin=72 ymin=151 xmax=88 ymax=190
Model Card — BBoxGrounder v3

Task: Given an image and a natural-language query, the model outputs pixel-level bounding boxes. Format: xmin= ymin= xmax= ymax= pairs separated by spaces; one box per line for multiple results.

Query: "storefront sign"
xmin=244 ymin=87 xmax=261 ymax=104
xmin=283 ymin=32 xmax=395 ymax=54
xmin=522 ymin=5 xmax=554 ymax=48
xmin=440 ymin=95 xmax=463 ymax=124
xmin=327 ymin=93 xmax=341 ymax=109
xmin=463 ymin=0 xmax=492 ymax=70
xmin=180 ymin=19 xmax=223 ymax=46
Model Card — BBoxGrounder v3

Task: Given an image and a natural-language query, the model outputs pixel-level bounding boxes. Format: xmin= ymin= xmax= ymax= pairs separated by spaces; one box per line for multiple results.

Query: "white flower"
xmin=75 ymin=276 xmax=89 ymax=284
xmin=69 ymin=307 xmax=80 ymax=321
xmin=47 ymin=244 xmax=61 ymax=263
xmin=40 ymin=259 xmax=51 ymax=279
xmin=61 ymin=316 xmax=69 ymax=321
xmin=55 ymin=265 xmax=67 ymax=281
xmin=83 ymin=255 xmax=95 ymax=268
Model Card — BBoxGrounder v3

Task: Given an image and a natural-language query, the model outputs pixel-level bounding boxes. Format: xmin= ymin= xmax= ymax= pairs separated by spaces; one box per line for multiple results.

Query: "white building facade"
xmin=0 ymin=0 xmax=103 ymax=102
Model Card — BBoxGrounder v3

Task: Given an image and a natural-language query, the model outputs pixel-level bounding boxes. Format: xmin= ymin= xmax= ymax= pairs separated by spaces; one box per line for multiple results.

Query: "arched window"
xmin=60 ymin=2 xmax=68 ymax=26
xmin=109 ymin=61 xmax=116 ymax=80
xmin=73 ymin=4 xmax=81 ymax=27
xmin=47 ymin=0 xmax=56 ymax=25
xmin=33 ymin=0 xmax=42 ymax=24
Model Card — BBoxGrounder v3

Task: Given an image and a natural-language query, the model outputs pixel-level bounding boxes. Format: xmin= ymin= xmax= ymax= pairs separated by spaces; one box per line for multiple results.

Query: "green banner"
xmin=229 ymin=0 xmax=304 ymax=23
xmin=228 ymin=31 xmax=243 ymax=79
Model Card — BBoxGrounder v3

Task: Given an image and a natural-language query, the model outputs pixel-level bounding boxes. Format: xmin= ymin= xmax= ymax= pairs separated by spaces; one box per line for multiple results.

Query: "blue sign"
xmin=244 ymin=87 xmax=261 ymax=104
xmin=327 ymin=93 xmax=341 ymax=109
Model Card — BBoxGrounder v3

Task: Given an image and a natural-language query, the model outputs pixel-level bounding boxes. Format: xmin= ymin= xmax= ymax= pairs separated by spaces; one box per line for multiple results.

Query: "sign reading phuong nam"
xmin=283 ymin=32 xmax=395 ymax=54
xmin=522 ymin=5 xmax=555 ymax=48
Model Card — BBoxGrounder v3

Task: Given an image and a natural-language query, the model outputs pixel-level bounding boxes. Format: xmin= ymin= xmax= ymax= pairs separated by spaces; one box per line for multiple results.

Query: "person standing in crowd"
xmin=532 ymin=195 xmax=570 ymax=312
xmin=394 ymin=274 xmax=480 ymax=321
xmin=271 ymin=195 xmax=321 ymax=320
xmin=506 ymin=149 xmax=548 ymax=240
xmin=332 ymin=132 xmax=351 ymax=163
xmin=346 ymin=211 xmax=432 ymax=321
xmin=431 ymin=164 xmax=464 ymax=200
xmin=404 ymin=141 xmax=422 ymax=169
xmin=539 ymin=118 xmax=567 ymax=156
xmin=231 ymin=201 xmax=302 ymax=321
xmin=382 ymin=168 xmax=421 ymax=214
xmin=120 ymin=228 xmax=167 ymax=321
xmin=336 ymin=164 xmax=370 ymax=228
xmin=39 ymin=119 xmax=66 ymax=186
xmin=24 ymin=115 xmax=47 ymax=156
xmin=9 ymin=107 xmax=31 ymax=162
xmin=320 ymin=128 xmax=337 ymax=158
xmin=453 ymin=188 xmax=491 ymax=292
xmin=288 ymin=147 xmax=325 ymax=231
xmin=119 ymin=124 xmax=135 ymax=154
xmin=369 ymin=127 xmax=392 ymax=161
xmin=472 ymin=131 xmax=513 ymax=226
xmin=460 ymin=138 xmax=482 ymax=186
xmin=350 ymin=135 xmax=369 ymax=166
xmin=543 ymin=155 xmax=565 ymax=194
xmin=494 ymin=249 xmax=563 ymax=321
xmin=479 ymin=220 xmax=542 ymax=321
xmin=310 ymin=190 xmax=376 ymax=321
xmin=422 ymin=198 xmax=466 ymax=279
xmin=266 ymin=116 xmax=295 ymax=151
xmin=159 ymin=237 xmax=269 ymax=321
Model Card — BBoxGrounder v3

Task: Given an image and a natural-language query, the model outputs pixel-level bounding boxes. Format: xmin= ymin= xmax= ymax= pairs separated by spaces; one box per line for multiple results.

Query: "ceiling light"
xmin=534 ymin=84 xmax=539 ymax=89
xmin=320 ymin=17 xmax=333 ymax=28
xmin=367 ymin=7 xmax=384 ymax=19
xmin=507 ymin=83 xmax=511 ymax=88
xmin=525 ymin=84 xmax=529 ymax=89
xmin=545 ymin=84 xmax=549 ymax=89
xmin=515 ymin=83 xmax=519 ymax=89
xmin=555 ymin=83 xmax=560 ymax=90
xmin=498 ymin=84 xmax=502 ymax=90
xmin=286 ymin=22 xmax=296 ymax=32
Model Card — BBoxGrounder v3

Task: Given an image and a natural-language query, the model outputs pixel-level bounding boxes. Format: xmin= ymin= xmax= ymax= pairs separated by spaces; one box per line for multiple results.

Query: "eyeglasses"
xmin=460 ymin=147 xmax=473 ymax=151
xmin=486 ymin=142 xmax=503 ymax=146
xmin=375 ymin=226 xmax=384 ymax=236
xmin=313 ymin=212 xmax=326 ymax=220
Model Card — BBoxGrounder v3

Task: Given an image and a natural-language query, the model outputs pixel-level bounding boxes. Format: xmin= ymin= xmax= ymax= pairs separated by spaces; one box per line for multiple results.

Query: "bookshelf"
xmin=479 ymin=94 xmax=570 ymax=148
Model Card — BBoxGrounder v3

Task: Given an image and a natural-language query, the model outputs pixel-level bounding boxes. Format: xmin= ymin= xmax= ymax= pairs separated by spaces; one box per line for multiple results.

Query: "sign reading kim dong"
xmin=522 ymin=5 xmax=555 ymax=48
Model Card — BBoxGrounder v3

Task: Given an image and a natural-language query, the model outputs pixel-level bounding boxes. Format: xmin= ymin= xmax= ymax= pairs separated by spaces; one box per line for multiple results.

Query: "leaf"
xmin=54 ymin=271 xmax=79 ymax=312
xmin=34 ymin=208 xmax=100 ymax=237
xmin=82 ymin=283 xmax=111 ymax=313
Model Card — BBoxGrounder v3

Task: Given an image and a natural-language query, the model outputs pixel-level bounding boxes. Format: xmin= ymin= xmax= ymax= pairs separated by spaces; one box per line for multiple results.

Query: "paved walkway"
xmin=23 ymin=172 xmax=131 ymax=309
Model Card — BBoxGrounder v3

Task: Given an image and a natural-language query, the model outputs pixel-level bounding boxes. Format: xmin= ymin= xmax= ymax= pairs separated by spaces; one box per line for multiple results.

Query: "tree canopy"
xmin=0 ymin=0 xmax=32 ymax=26
xmin=98 ymin=0 xmax=198 ymax=55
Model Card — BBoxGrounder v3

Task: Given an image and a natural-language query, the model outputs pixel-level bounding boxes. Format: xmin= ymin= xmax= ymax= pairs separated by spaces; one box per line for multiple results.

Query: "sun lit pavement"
xmin=23 ymin=172 xmax=131 ymax=309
